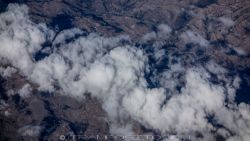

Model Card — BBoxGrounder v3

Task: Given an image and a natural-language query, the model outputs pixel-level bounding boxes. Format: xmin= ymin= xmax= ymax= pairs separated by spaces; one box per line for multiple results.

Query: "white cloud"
xmin=0 ymin=4 xmax=250 ymax=141
xmin=218 ymin=17 xmax=235 ymax=27
xmin=0 ymin=4 xmax=53 ymax=75
xmin=18 ymin=84 xmax=32 ymax=98
xmin=52 ymin=28 xmax=83 ymax=46
xmin=232 ymin=47 xmax=247 ymax=56
xmin=141 ymin=24 xmax=172 ymax=45
xmin=18 ymin=125 xmax=43 ymax=137
xmin=0 ymin=66 xmax=16 ymax=78
xmin=180 ymin=30 xmax=209 ymax=47
xmin=123 ymin=68 xmax=224 ymax=134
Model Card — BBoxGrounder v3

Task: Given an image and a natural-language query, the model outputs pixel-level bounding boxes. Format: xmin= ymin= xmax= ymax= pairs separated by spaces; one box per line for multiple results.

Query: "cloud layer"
xmin=0 ymin=4 xmax=250 ymax=141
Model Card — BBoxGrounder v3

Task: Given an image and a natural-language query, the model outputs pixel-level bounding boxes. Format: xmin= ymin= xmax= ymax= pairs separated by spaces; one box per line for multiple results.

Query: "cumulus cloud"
xmin=124 ymin=68 xmax=224 ymax=133
xmin=232 ymin=47 xmax=247 ymax=56
xmin=0 ymin=4 xmax=250 ymax=141
xmin=18 ymin=84 xmax=32 ymax=98
xmin=0 ymin=4 xmax=53 ymax=75
xmin=180 ymin=30 xmax=209 ymax=47
xmin=18 ymin=125 xmax=43 ymax=137
xmin=0 ymin=66 xmax=16 ymax=78
xmin=142 ymin=24 xmax=172 ymax=42
xmin=218 ymin=17 xmax=235 ymax=27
